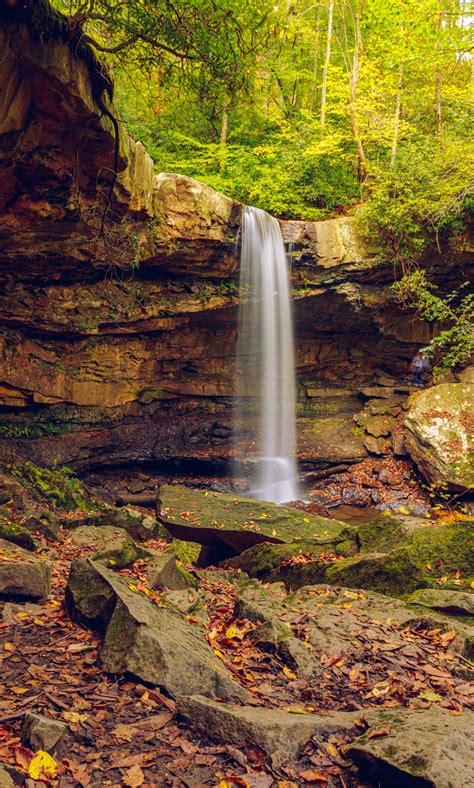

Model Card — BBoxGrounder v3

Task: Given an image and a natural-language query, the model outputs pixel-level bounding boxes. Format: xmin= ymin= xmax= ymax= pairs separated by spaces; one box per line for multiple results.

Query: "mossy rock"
xmin=0 ymin=520 xmax=38 ymax=551
xmin=230 ymin=520 xmax=474 ymax=598
xmin=159 ymin=484 xmax=345 ymax=545
xmin=356 ymin=516 xmax=409 ymax=553
xmin=326 ymin=520 xmax=474 ymax=596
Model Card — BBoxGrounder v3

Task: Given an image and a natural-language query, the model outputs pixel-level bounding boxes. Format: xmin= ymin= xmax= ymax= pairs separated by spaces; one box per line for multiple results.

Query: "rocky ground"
xmin=0 ymin=459 xmax=473 ymax=787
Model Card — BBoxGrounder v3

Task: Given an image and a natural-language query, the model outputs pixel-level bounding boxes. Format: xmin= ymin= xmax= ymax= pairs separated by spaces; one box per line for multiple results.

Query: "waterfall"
xmin=234 ymin=206 xmax=299 ymax=504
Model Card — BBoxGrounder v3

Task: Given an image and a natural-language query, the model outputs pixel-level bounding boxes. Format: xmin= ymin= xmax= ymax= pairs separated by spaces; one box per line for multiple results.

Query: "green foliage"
xmin=0 ymin=423 xmax=66 ymax=439
xmin=52 ymin=0 xmax=472 ymax=244
xmin=12 ymin=461 xmax=89 ymax=511
xmin=393 ymin=270 xmax=474 ymax=377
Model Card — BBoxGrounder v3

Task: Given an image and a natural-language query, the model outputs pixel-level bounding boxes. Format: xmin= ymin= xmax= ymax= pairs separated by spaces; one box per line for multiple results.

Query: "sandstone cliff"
xmin=0 ymin=2 xmax=472 ymax=473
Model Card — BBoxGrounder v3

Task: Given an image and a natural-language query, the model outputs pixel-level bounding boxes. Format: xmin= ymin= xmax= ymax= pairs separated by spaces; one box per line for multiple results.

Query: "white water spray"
xmin=234 ymin=206 xmax=299 ymax=504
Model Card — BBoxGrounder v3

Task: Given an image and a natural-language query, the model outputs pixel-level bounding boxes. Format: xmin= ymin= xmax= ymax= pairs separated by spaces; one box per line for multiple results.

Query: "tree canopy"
xmin=54 ymin=0 xmax=472 ymax=260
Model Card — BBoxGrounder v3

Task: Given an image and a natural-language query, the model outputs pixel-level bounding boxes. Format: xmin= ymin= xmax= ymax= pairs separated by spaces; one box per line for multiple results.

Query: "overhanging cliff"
xmin=0 ymin=1 xmax=472 ymax=471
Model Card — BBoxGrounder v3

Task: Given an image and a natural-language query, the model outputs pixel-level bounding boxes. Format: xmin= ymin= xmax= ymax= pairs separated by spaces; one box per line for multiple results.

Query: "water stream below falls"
xmin=234 ymin=205 xmax=299 ymax=504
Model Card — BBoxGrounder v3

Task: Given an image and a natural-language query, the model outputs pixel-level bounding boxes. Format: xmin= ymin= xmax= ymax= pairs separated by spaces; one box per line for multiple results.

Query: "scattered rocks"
xmin=66 ymin=558 xmax=249 ymax=702
xmin=348 ymin=707 xmax=474 ymax=787
xmin=178 ymin=695 xmax=356 ymax=767
xmin=341 ymin=486 xmax=372 ymax=507
xmin=22 ymin=712 xmax=67 ymax=753
xmin=0 ymin=539 xmax=51 ymax=600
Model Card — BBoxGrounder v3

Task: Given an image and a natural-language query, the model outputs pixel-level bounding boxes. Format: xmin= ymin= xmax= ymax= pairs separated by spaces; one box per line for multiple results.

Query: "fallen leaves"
xmin=366 ymin=726 xmax=391 ymax=739
xmin=28 ymin=749 xmax=58 ymax=780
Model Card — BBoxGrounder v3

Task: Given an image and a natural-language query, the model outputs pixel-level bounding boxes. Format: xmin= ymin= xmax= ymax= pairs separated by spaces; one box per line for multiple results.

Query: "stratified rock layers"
xmin=0 ymin=7 xmax=472 ymax=471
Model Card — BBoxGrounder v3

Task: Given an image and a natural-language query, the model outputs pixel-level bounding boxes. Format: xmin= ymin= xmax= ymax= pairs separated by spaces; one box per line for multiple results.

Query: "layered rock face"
xmin=0 ymin=5 xmax=472 ymax=472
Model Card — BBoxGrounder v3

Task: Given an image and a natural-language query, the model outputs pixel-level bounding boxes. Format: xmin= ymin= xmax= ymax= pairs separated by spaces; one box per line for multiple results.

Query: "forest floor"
xmin=0 ymin=460 xmax=473 ymax=787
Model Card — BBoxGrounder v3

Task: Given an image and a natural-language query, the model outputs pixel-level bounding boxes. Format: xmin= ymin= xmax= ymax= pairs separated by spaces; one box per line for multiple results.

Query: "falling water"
xmin=234 ymin=206 xmax=299 ymax=504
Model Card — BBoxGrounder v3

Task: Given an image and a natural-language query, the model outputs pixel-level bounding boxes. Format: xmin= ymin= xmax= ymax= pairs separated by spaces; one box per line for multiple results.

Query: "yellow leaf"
xmin=283 ymin=666 xmax=297 ymax=680
xmin=213 ymin=649 xmax=225 ymax=660
xmin=28 ymin=750 xmax=58 ymax=780
xmin=325 ymin=742 xmax=339 ymax=759
xmin=303 ymin=517 xmax=310 ymax=523
xmin=4 ymin=642 xmax=15 ymax=652
xmin=284 ymin=706 xmax=306 ymax=714
xmin=63 ymin=711 xmax=88 ymax=723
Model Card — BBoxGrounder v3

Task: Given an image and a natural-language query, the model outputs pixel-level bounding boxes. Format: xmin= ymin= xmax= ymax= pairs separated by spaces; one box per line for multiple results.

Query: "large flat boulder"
xmin=0 ymin=539 xmax=51 ymax=600
xmin=159 ymin=483 xmax=348 ymax=564
xmin=348 ymin=707 xmax=474 ymax=787
xmin=404 ymin=383 xmax=474 ymax=490
xmin=66 ymin=558 xmax=248 ymax=702
xmin=178 ymin=695 xmax=356 ymax=767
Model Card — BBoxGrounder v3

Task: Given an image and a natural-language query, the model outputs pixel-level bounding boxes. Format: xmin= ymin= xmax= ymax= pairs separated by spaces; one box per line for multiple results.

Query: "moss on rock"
xmin=0 ymin=520 xmax=38 ymax=551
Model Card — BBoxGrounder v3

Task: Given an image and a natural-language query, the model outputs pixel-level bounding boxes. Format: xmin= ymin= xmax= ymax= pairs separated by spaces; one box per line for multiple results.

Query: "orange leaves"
xmin=298 ymin=771 xmax=328 ymax=783
xmin=367 ymin=726 xmax=391 ymax=739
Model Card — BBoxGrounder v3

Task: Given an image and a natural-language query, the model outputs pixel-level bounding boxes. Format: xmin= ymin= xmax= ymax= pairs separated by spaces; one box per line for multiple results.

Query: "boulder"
xmin=64 ymin=507 xmax=165 ymax=542
xmin=146 ymin=549 xmax=196 ymax=590
xmin=230 ymin=520 xmax=474 ymax=598
xmin=66 ymin=558 xmax=248 ymax=702
xmin=0 ymin=519 xmax=38 ymax=551
xmin=0 ymin=539 xmax=51 ymax=600
xmin=70 ymin=525 xmax=145 ymax=569
xmin=404 ymin=383 xmax=474 ymax=490
xmin=22 ymin=712 xmax=66 ymax=753
xmin=159 ymin=484 xmax=346 ymax=558
xmin=2 ymin=601 xmax=41 ymax=623
xmin=408 ymin=589 xmax=474 ymax=617
xmin=348 ymin=707 xmax=474 ymax=787
xmin=178 ymin=695 xmax=356 ymax=767
xmin=25 ymin=512 xmax=61 ymax=541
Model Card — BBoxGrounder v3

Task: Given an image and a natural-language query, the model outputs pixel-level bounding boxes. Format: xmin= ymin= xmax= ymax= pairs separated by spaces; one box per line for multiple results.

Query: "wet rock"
xmin=404 ymin=382 xmax=474 ymax=490
xmin=342 ymin=486 xmax=372 ymax=507
xmin=147 ymin=548 xmax=196 ymax=591
xmin=0 ymin=539 xmax=51 ymax=600
xmin=22 ymin=712 xmax=66 ymax=753
xmin=178 ymin=695 xmax=356 ymax=767
xmin=66 ymin=558 xmax=248 ymax=702
xmin=408 ymin=589 xmax=474 ymax=617
xmin=348 ymin=706 xmax=474 ymax=787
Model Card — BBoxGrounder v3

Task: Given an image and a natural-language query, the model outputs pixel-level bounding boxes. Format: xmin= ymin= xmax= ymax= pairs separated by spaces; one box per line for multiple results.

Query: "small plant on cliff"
xmin=12 ymin=461 xmax=90 ymax=511
xmin=393 ymin=270 xmax=473 ymax=378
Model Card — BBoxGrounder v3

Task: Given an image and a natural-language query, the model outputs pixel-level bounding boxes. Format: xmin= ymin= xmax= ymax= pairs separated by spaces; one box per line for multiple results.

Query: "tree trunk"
xmin=390 ymin=65 xmax=404 ymax=168
xmin=219 ymin=93 xmax=229 ymax=174
xmin=435 ymin=14 xmax=443 ymax=133
xmin=309 ymin=10 xmax=321 ymax=112
xmin=320 ymin=0 xmax=334 ymax=127
xmin=348 ymin=4 xmax=368 ymax=182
